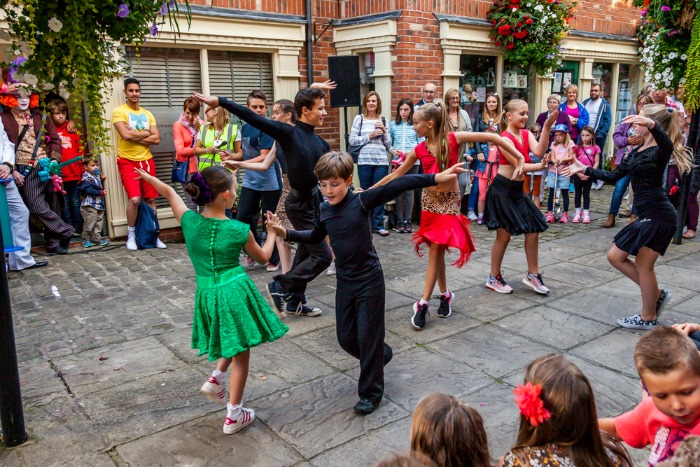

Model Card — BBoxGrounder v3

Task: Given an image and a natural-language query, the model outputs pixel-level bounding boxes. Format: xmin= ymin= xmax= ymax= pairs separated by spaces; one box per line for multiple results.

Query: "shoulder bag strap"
xmin=30 ymin=112 xmax=48 ymax=163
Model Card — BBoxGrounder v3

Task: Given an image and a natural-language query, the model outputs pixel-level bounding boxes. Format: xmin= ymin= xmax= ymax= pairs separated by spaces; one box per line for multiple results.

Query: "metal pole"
xmin=306 ymin=0 xmax=313 ymax=86
xmin=673 ymin=112 xmax=699 ymax=244
xmin=0 ymin=219 xmax=27 ymax=447
xmin=343 ymin=107 xmax=349 ymax=149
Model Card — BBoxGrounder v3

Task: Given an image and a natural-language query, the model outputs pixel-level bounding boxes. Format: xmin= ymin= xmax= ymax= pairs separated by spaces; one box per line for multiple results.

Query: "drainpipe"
xmin=306 ymin=0 xmax=313 ymax=86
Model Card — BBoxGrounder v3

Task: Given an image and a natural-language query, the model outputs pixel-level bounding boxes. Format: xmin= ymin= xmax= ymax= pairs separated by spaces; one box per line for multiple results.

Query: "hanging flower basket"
xmin=487 ymin=0 xmax=576 ymax=75
xmin=1 ymin=1 xmax=192 ymax=155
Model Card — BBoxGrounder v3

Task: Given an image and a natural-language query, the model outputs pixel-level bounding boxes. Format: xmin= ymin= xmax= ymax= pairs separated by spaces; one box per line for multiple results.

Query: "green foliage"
xmin=1 ymin=0 xmax=191 ymax=155
xmin=683 ymin=13 xmax=700 ymax=112
xmin=633 ymin=0 xmax=695 ymax=90
xmin=487 ymin=0 xmax=576 ymax=75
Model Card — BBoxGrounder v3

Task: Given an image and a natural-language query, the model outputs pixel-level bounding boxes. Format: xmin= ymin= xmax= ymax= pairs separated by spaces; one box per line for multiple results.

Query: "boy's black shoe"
xmin=437 ymin=291 xmax=454 ymax=318
xmin=286 ymin=300 xmax=322 ymax=317
xmin=411 ymin=302 xmax=429 ymax=330
xmin=265 ymin=281 xmax=287 ymax=319
xmin=46 ymin=246 xmax=68 ymax=255
xmin=384 ymin=345 xmax=393 ymax=366
xmin=354 ymin=398 xmax=379 ymax=415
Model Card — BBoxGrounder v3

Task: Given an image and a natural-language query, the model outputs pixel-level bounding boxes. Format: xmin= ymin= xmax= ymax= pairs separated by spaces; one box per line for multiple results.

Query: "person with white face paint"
xmin=0 ymin=82 xmax=73 ymax=255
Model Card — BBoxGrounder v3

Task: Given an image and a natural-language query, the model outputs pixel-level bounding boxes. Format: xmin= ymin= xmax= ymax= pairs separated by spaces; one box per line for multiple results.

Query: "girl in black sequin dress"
xmin=564 ymin=104 xmax=693 ymax=330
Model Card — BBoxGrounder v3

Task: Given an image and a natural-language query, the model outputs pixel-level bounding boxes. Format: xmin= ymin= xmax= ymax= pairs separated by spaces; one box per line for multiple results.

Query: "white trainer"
xmin=126 ymin=236 xmax=137 ymax=251
xmin=223 ymin=407 xmax=255 ymax=434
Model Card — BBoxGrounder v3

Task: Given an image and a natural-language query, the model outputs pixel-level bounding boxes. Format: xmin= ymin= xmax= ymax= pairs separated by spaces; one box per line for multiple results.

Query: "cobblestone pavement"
xmin=2 ymin=186 xmax=699 ymax=466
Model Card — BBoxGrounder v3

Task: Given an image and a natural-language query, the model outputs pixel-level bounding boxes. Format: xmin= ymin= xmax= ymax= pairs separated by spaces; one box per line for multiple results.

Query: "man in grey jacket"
xmin=582 ymin=83 xmax=612 ymax=189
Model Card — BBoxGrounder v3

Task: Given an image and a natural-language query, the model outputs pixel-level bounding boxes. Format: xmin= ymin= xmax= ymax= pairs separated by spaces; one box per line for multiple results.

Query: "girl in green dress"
xmin=135 ymin=165 xmax=288 ymax=435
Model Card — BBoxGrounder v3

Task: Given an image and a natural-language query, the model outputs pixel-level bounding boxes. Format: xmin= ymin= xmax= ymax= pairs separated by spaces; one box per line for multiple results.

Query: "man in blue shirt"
xmin=235 ymin=90 xmax=281 ymax=268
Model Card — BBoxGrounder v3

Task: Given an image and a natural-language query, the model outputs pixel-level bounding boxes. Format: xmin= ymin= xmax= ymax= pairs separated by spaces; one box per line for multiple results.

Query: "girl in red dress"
xmin=373 ymin=102 xmax=520 ymax=330
xmin=483 ymin=99 xmax=555 ymax=295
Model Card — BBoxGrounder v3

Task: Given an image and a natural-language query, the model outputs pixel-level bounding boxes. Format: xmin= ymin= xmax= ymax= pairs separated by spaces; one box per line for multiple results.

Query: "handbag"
xmin=172 ymin=133 xmax=196 ymax=183
xmin=347 ymin=115 xmax=365 ymax=163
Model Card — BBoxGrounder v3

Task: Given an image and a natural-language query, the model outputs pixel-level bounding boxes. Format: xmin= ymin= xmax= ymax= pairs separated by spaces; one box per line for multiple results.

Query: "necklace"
xmin=505 ymin=128 xmax=523 ymax=145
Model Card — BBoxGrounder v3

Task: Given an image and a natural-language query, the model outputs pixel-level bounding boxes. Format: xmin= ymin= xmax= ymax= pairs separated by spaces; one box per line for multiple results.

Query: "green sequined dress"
xmin=181 ymin=210 xmax=288 ymax=360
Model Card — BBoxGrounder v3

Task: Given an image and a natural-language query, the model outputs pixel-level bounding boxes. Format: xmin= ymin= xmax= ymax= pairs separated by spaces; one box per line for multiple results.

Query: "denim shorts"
xmin=546 ymin=172 xmax=570 ymax=190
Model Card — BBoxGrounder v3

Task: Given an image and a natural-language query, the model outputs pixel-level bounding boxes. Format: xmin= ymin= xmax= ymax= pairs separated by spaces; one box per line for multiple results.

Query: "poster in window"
xmin=562 ymin=72 xmax=572 ymax=88
xmin=553 ymin=72 xmax=563 ymax=93
xmin=517 ymin=74 xmax=528 ymax=88
xmin=505 ymin=72 xmax=518 ymax=88
xmin=476 ymin=86 xmax=486 ymax=102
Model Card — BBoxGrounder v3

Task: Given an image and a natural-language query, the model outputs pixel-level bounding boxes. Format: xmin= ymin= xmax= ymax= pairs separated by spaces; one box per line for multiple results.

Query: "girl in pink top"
xmin=473 ymin=129 xmax=501 ymax=225
xmin=572 ymin=126 xmax=600 ymax=224
xmin=546 ymin=125 xmax=576 ymax=224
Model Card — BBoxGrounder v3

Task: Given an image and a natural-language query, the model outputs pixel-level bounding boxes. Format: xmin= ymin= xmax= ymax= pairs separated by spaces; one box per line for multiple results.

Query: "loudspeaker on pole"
xmin=328 ymin=56 xmax=361 ymax=108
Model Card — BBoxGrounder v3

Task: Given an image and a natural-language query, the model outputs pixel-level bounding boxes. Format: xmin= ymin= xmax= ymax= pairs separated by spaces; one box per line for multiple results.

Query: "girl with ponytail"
xmin=134 ymin=165 xmax=288 ymax=435
xmin=564 ymin=104 xmax=693 ymax=330
xmin=372 ymin=101 xmax=521 ymax=331
xmin=484 ymin=99 xmax=554 ymax=296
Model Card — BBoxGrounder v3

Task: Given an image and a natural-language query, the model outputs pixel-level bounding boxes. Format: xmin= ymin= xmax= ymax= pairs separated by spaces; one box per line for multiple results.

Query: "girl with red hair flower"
xmin=500 ymin=354 xmax=633 ymax=467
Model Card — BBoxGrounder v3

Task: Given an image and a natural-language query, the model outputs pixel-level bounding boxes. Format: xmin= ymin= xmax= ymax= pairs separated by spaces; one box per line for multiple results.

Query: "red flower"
xmin=497 ymin=24 xmax=512 ymax=35
xmin=495 ymin=41 xmax=502 ymax=46
xmin=506 ymin=42 xmax=515 ymax=49
xmin=517 ymin=21 xmax=522 ymax=27
xmin=526 ymin=18 xmax=533 ymax=25
xmin=514 ymin=383 xmax=552 ymax=427
xmin=491 ymin=20 xmax=497 ymax=25
xmin=513 ymin=31 xmax=527 ymax=39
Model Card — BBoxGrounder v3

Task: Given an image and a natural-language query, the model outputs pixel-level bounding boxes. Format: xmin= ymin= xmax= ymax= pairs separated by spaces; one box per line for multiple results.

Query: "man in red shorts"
xmin=112 ymin=77 xmax=166 ymax=250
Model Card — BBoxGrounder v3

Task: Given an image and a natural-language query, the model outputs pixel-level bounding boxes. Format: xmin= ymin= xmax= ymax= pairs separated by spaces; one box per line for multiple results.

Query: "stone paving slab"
xmin=1 ymin=184 xmax=699 ymax=466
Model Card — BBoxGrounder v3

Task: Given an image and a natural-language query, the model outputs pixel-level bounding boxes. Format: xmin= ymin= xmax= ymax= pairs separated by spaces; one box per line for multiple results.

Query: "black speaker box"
xmin=328 ymin=56 xmax=361 ymax=108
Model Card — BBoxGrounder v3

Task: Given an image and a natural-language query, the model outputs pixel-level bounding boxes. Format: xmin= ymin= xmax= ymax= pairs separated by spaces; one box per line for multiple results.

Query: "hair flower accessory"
xmin=190 ymin=172 xmax=213 ymax=205
xmin=514 ymin=382 xmax=551 ymax=426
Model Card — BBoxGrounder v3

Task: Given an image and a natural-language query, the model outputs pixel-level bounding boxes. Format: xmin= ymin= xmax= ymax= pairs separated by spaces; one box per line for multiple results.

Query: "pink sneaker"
xmin=223 ymin=407 xmax=255 ymax=434
xmin=545 ymin=212 xmax=555 ymax=224
xmin=582 ymin=212 xmax=591 ymax=224
xmin=572 ymin=212 xmax=581 ymax=223
xmin=200 ymin=376 xmax=227 ymax=405
xmin=560 ymin=212 xmax=569 ymax=223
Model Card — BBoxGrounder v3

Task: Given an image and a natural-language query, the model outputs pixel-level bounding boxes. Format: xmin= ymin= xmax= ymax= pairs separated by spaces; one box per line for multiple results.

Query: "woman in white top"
xmin=389 ymin=98 xmax=420 ymax=232
xmin=349 ymin=91 xmax=393 ymax=235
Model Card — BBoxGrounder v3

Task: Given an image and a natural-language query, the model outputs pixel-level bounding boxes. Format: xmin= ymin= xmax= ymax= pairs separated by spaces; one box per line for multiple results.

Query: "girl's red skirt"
xmin=413 ymin=190 xmax=475 ymax=268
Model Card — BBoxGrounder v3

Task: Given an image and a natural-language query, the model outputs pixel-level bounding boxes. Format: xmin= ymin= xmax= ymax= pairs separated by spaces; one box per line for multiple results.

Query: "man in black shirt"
xmin=193 ymin=88 xmax=332 ymax=317
xmin=271 ymin=151 xmax=465 ymax=415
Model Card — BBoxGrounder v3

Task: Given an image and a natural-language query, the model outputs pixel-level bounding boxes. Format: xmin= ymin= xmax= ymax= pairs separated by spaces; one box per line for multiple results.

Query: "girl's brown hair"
xmin=510 ymin=354 xmax=632 ymax=467
xmin=640 ymin=103 xmax=694 ymax=174
xmin=362 ymin=91 xmax=382 ymax=116
xmin=184 ymin=166 xmax=234 ymax=206
xmin=183 ymin=97 xmax=201 ymax=114
xmin=273 ymin=99 xmax=297 ymax=123
xmin=410 ymin=393 xmax=490 ymax=467
xmin=500 ymin=99 xmax=527 ymax=134
xmin=482 ymin=93 xmax=502 ymax=127
xmin=577 ymin=125 xmax=595 ymax=152
xmin=415 ymin=102 xmax=452 ymax=171
xmin=395 ymin=98 xmax=415 ymax=124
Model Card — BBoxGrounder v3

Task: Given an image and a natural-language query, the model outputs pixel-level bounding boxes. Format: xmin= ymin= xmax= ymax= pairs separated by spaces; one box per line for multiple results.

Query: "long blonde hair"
xmin=642 ymin=104 xmax=693 ymax=174
xmin=415 ymin=102 xmax=452 ymax=171
xmin=482 ymin=93 xmax=502 ymax=126
xmin=206 ymin=106 xmax=230 ymax=132
xmin=500 ymin=99 xmax=528 ymax=134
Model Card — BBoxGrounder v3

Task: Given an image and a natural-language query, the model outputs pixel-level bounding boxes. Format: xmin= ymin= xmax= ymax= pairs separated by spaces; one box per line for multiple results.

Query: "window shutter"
xmin=124 ymin=47 xmax=201 ymax=208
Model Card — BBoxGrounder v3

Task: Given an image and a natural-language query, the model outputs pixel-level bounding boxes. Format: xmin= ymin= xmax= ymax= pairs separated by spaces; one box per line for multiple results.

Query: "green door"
xmin=552 ymin=60 xmax=580 ymax=95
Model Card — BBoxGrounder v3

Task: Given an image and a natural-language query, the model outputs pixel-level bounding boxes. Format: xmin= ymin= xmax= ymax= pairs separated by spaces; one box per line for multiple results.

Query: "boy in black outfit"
xmin=270 ymin=151 xmax=465 ymax=415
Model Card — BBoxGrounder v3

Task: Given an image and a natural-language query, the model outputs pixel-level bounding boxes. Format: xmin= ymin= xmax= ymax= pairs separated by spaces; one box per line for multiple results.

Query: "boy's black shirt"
xmin=286 ymin=174 xmax=437 ymax=280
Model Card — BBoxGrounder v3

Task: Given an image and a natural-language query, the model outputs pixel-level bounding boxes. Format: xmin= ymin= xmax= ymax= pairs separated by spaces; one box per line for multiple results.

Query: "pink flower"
xmin=661 ymin=5 xmax=670 ymax=11
xmin=514 ymin=382 xmax=552 ymax=426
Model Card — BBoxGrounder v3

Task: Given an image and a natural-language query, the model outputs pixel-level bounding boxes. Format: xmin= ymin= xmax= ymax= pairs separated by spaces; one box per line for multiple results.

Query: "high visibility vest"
xmin=198 ymin=123 xmax=237 ymax=171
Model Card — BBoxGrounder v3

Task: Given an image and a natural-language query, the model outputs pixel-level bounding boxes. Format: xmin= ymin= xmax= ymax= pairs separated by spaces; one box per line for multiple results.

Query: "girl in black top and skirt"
xmin=564 ymin=104 xmax=693 ymax=330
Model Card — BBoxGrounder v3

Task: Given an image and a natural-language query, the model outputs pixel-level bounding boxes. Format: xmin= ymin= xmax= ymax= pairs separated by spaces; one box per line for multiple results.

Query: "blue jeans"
xmin=609 ymin=175 xmax=637 ymax=215
xmin=62 ymin=180 xmax=82 ymax=233
xmin=358 ymin=164 xmax=388 ymax=230
xmin=467 ymin=177 xmax=479 ymax=212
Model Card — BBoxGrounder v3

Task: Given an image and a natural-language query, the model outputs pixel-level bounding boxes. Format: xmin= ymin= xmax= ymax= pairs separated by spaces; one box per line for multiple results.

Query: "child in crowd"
xmin=484 ymin=99 xmax=552 ymax=295
xmin=271 ymin=151 xmax=466 ymax=415
xmin=673 ymin=322 xmax=700 ymax=350
xmin=572 ymin=126 xmax=600 ymax=224
xmin=48 ymin=99 xmax=85 ymax=234
xmin=523 ymin=123 xmax=543 ymax=209
xmin=135 ymin=165 xmax=288 ymax=435
xmin=501 ymin=354 xmax=632 ymax=467
xmin=389 ymin=98 xmax=420 ymax=233
xmin=599 ymin=327 xmax=700 ymax=465
xmin=410 ymin=393 xmax=491 ymax=467
xmin=471 ymin=128 xmax=501 ymax=225
xmin=546 ymin=124 xmax=575 ymax=224
xmin=373 ymin=102 xmax=521 ymax=330
xmin=77 ymin=157 xmax=108 ymax=248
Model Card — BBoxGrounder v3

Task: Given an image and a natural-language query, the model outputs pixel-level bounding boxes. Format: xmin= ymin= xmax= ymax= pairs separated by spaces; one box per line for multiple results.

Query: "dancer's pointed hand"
xmin=435 ymin=162 xmax=468 ymax=184
xmin=191 ymin=93 xmax=219 ymax=108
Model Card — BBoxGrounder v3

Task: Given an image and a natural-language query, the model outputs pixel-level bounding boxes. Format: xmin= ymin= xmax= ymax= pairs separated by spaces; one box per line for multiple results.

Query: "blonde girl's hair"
xmin=482 ymin=92 xmax=502 ymax=125
xmin=641 ymin=103 xmax=694 ymax=174
xmin=362 ymin=91 xmax=382 ymax=116
xmin=410 ymin=393 xmax=491 ymax=467
xmin=207 ymin=106 xmax=230 ymax=132
xmin=500 ymin=99 xmax=528 ymax=134
xmin=552 ymin=129 xmax=571 ymax=148
xmin=511 ymin=354 xmax=632 ymax=467
xmin=415 ymin=102 xmax=452 ymax=171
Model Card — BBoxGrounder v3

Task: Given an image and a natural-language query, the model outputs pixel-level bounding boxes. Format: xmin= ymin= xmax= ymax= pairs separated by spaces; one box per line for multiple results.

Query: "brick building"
xmin=99 ymin=0 xmax=641 ymax=236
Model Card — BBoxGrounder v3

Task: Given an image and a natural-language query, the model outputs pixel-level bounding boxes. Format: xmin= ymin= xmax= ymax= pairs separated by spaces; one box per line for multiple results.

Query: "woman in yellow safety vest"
xmin=193 ymin=106 xmax=242 ymax=171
